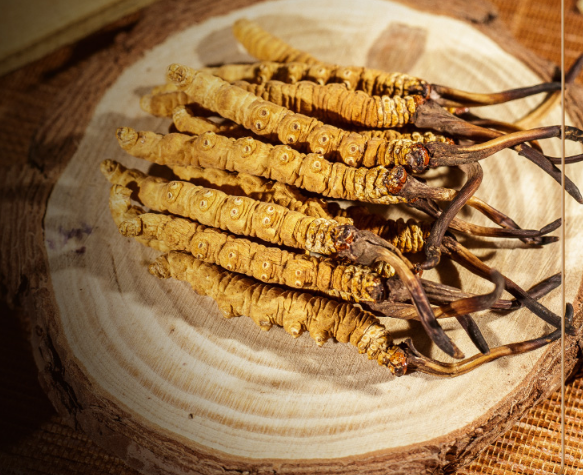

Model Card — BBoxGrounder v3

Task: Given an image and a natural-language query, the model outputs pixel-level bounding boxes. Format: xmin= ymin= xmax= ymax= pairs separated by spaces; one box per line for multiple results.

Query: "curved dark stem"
xmin=404 ymin=303 xmax=573 ymax=377
xmin=517 ymin=145 xmax=583 ymax=203
xmin=545 ymin=153 xmax=583 ymax=165
xmin=434 ymin=270 xmax=504 ymax=354
xmin=369 ymin=271 xmax=504 ymax=356
xmin=441 ymin=236 xmax=574 ymax=334
xmin=420 ymin=272 xmax=561 ymax=310
xmin=420 ymin=163 xmax=483 ymax=270
xmin=426 ymin=125 xmax=583 ymax=167
xmin=455 ymin=114 xmax=543 ymax=152
xmin=505 ymin=273 xmax=562 ymax=311
xmin=409 ymin=198 xmax=559 ymax=246
xmin=431 ymin=82 xmax=561 ymax=108
xmin=466 ymin=196 xmax=560 ymax=245
xmin=333 ymin=225 xmax=464 ymax=359
xmin=455 ymin=315 xmax=490 ymax=354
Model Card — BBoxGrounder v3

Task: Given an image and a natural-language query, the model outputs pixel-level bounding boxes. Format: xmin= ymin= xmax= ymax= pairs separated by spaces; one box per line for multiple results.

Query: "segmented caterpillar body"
xmin=116 ymin=127 xmax=411 ymax=205
xmin=205 ymin=61 xmax=429 ymax=98
xmin=101 ymin=160 xmax=342 ymax=255
xmin=166 ymin=65 xmax=431 ymax=171
xmin=173 ymin=166 xmax=432 ymax=254
xmin=109 ymin=184 xmax=388 ymax=300
xmin=149 ymin=251 xmax=408 ymax=375
xmin=231 ymin=19 xmax=429 ymax=97
xmin=235 ymin=79 xmax=423 ymax=128
xmin=172 ymin=105 xmax=452 ymax=143
xmin=171 ymin=165 xmax=338 ymax=219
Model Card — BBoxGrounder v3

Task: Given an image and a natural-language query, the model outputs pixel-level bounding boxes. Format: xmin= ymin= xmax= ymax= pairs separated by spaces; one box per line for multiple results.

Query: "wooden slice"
xmin=23 ymin=0 xmax=583 ymax=473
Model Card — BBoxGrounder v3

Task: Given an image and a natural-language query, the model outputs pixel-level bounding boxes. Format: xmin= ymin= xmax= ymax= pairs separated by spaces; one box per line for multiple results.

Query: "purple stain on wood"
xmin=58 ymin=222 xmax=93 ymax=245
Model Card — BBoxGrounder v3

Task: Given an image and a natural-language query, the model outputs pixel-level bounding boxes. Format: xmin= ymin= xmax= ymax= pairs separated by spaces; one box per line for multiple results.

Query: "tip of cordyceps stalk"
xmin=100 ymin=159 xmax=122 ymax=181
xmin=116 ymin=127 xmax=138 ymax=149
xmin=149 ymin=256 xmax=172 ymax=279
xmin=166 ymin=63 xmax=191 ymax=88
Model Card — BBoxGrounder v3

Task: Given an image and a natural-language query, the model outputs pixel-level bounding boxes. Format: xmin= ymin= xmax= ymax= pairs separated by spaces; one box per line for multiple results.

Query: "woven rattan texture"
xmin=1 ymin=1 xmax=582 ymax=474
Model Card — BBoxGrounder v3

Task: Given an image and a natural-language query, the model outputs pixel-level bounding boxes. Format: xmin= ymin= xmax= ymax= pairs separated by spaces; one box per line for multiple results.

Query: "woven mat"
xmin=1 ymin=1 xmax=582 ymax=474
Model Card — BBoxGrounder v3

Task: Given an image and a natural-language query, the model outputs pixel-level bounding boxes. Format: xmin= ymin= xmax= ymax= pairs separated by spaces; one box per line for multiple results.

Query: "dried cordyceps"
xmin=150 ymin=251 xmax=409 ymax=374
xmin=109 ymin=184 xmax=386 ymax=301
xmin=101 ymin=159 xmax=344 ymax=254
xmin=149 ymin=250 xmax=570 ymax=377
xmin=171 ymin=165 xmax=340 ymax=220
xmin=115 ymin=126 xmax=448 ymax=205
xmin=234 ymin=79 xmax=422 ymax=128
xmin=204 ymin=60 xmax=429 ymax=97
xmin=102 ymin=159 xmax=466 ymax=358
xmin=171 ymin=103 xmax=453 ymax=147
xmin=232 ymin=18 xmax=562 ymax=107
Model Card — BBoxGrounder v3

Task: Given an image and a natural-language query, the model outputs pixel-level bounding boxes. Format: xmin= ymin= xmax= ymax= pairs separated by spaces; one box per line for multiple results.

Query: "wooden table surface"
xmin=1 ymin=1 xmax=583 ymax=474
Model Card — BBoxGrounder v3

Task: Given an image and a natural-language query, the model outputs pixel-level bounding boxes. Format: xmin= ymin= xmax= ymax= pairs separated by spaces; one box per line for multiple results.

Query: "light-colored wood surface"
xmin=40 ymin=0 xmax=583 ymax=471
xmin=0 ymin=0 xmax=156 ymax=75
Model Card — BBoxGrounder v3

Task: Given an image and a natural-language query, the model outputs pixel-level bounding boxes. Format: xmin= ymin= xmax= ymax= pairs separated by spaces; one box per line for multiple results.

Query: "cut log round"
xmin=23 ymin=0 xmax=583 ymax=474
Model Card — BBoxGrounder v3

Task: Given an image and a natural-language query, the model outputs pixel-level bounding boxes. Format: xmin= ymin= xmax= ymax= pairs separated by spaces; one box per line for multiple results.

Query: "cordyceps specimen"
xmin=116 ymin=124 xmax=561 ymax=248
xmin=148 ymin=250 xmax=570 ymax=378
xmin=164 ymin=65 xmax=583 ymax=202
xmin=173 ymin=164 xmax=557 ymax=245
xmin=231 ymin=19 xmax=563 ymax=107
xmin=167 ymin=163 xmax=565 ymax=342
xmin=108 ymin=183 xmax=385 ymax=302
xmin=101 ymin=159 xmax=465 ymax=358
xmin=108 ymin=180 xmax=530 ymax=357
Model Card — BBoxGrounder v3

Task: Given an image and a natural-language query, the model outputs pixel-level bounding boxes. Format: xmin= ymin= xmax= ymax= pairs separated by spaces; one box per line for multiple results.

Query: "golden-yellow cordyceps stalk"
xmin=204 ymin=61 xmax=430 ymax=98
xmin=165 ymin=65 xmax=432 ymax=172
xmin=234 ymin=79 xmax=423 ymax=128
xmin=231 ymin=20 xmax=429 ymax=98
xmin=108 ymin=184 xmax=388 ymax=301
xmin=101 ymin=159 xmax=344 ymax=255
xmin=170 ymin=105 xmax=453 ymax=170
xmin=171 ymin=165 xmax=339 ymax=220
xmin=172 ymin=166 xmax=432 ymax=254
xmin=172 ymin=106 xmax=246 ymax=137
xmin=149 ymin=251 xmax=408 ymax=375
xmin=116 ymin=126 xmax=414 ymax=205
xmin=172 ymin=103 xmax=451 ymax=148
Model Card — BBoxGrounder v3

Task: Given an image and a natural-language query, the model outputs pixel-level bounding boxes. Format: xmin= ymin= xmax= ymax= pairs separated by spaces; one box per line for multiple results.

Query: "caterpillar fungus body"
xmin=231 ymin=19 xmax=429 ymax=97
xmin=234 ymin=79 xmax=423 ymax=129
xmin=165 ymin=65 xmax=432 ymax=172
xmin=108 ymin=184 xmax=388 ymax=301
xmin=101 ymin=159 xmax=347 ymax=256
xmin=116 ymin=126 xmax=414 ymax=205
xmin=172 ymin=166 xmax=432 ymax=254
xmin=149 ymin=251 xmax=409 ymax=376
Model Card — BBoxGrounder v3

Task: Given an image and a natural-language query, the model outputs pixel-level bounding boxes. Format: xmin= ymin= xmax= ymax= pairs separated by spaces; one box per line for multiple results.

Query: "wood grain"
xmin=12 ymin=0 xmax=583 ymax=474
